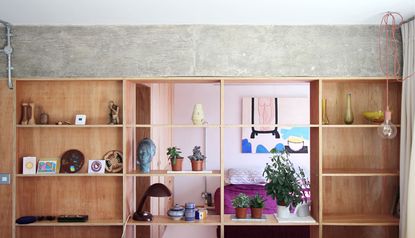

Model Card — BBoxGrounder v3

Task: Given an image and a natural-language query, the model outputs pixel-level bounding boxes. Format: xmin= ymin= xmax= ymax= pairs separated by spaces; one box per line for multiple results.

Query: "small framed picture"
xmin=88 ymin=160 xmax=105 ymax=174
xmin=75 ymin=114 xmax=87 ymax=125
xmin=37 ymin=158 xmax=60 ymax=174
xmin=23 ymin=156 xmax=37 ymax=174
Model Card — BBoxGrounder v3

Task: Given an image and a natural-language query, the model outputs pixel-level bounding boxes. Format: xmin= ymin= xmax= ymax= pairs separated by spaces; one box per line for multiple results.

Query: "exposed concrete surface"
xmin=0 ymin=25 xmax=398 ymax=77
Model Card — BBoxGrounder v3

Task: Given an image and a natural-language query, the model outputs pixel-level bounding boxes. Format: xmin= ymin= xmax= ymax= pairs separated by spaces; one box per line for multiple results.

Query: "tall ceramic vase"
xmin=344 ymin=93 xmax=354 ymax=124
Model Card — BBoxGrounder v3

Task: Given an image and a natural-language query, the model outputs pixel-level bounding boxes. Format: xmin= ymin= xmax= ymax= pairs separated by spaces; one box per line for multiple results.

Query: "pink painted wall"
xmin=163 ymin=83 xmax=310 ymax=238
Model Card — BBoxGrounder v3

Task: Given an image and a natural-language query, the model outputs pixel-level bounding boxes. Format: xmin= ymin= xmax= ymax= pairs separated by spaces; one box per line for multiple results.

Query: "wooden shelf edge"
xmin=16 ymin=125 xmax=123 ymax=128
xmin=15 ymin=220 xmax=123 ymax=227
xmin=127 ymin=215 xmax=221 ymax=226
xmin=322 ymin=169 xmax=399 ymax=177
xmin=322 ymin=214 xmax=399 ymax=226
xmin=127 ymin=170 xmax=221 ymax=177
xmin=16 ymin=173 xmax=123 ymax=177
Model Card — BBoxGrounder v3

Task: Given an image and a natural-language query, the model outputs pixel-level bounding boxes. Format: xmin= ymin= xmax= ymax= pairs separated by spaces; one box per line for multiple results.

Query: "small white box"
xmin=88 ymin=160 xmax=105 ymax=174
xmin=23 ymin=157 xmax=37 ymax=174
xmin=75 ymin=114 xmax=87 ymax=125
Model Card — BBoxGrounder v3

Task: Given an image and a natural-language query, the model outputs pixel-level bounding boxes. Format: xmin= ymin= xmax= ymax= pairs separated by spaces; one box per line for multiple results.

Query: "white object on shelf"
xmin=273 ymin=213 xmax=316 ymax=223
xmin=75 ymin=114 xmax=87 ymax=125
xmin=166 ymin=170 xmax=213 ymax=174
xmin=230 ymin=215 xmax=267 ymax=222
xmin=88 ymin=160 xmax=106 ymax=174
xmin=23 ymin=156 xmax=36 ymax=174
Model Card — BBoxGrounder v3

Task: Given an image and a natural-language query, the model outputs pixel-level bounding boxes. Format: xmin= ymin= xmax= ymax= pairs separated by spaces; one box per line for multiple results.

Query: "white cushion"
xmin=227 ymin=168 xmax=266 ymax=185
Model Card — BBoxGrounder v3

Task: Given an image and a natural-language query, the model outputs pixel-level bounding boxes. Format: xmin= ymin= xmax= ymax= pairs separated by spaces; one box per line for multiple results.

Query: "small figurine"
xmin=108 ymin=101 xmax=120 ymax=125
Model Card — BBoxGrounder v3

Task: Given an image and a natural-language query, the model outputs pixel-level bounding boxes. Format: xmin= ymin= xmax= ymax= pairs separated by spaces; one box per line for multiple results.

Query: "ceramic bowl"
xmin=287 ymin=136 xmax=304 ymax=152
xmin=167 ymin=204 xmax=184 ymax=220
xmin=363 ymin=111 xmax=384 ymax=123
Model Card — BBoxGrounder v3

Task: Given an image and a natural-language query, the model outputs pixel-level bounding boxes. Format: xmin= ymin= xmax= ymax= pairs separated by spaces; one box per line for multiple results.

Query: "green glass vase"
xmin=344 ymin=93 xmax=354 ymax=124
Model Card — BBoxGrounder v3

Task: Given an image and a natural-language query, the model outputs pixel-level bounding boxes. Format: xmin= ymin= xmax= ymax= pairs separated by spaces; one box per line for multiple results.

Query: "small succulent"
xmin=167 ymin=146 xmax=182 ymax=165
xmin=188 ymin=146 xmax=206 ymax=161
xmin=250 ymin=193 xmax=265 ymax=208
xmin=232 ymin=193 xmax=250 ymax=208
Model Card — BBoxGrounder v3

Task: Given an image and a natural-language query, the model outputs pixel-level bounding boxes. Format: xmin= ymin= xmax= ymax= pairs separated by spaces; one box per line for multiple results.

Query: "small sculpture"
xmin=27 ymin=103 xmax=36 ymax=125
xmin=40 ymin=112 xmax=49 ymax=125
xmin=108 ymin=101 xmax=120 ymax=125
xmin=137 ymin=138 xmax=156 ymax=173
xmin=20 ymin=103 xmax=29 ymax=125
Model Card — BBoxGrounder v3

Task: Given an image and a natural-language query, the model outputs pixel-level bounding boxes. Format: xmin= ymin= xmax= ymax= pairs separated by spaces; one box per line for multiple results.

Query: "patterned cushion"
xmin=227 ymin=168 xmax=266 ymax=185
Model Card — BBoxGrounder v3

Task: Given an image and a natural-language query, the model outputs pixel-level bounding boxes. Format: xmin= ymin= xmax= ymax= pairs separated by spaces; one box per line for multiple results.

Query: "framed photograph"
xmin=37 ymin=158 xmax=60 ymax=174
xmin=88 ymin=160 xmax=105 ymax=174
xmin=75 ymin=114 xmax=87 ymax=125
xmin=23 ymin=156 xmax=37 ymax=174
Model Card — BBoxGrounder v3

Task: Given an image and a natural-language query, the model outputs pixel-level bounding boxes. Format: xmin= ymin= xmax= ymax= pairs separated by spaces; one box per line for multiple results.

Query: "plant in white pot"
xmin=263 ymin=148 xmax=302 ymax=218
xmin=231 ymin=193 xmax=250 ymax=219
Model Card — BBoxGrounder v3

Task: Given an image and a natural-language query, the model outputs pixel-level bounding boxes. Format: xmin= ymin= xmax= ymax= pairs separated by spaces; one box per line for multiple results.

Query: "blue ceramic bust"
xmin=137 ymin=138 xmax=156 ymax=173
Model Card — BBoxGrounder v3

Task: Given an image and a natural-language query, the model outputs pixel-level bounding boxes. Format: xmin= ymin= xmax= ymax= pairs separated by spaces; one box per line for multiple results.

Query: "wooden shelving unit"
xmin=12 ymin=77 xmax=401 ymax=238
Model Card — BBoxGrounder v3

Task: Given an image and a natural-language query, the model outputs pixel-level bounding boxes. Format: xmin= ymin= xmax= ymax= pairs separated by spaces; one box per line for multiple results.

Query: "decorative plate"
xmin=104 ymin=150 xmax=123 ymax=173
xmin=60 ymin=149 xmax=85 ymax=173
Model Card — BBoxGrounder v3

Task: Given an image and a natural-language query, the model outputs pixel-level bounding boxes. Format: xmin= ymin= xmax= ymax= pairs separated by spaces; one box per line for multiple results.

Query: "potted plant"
xmin=295 ymin=167 xmax=311 ymax=217
xmin=231 ymin=193 xmax=250 ymax=219
xmin=263 ymin=148 xmax=302 ymax=218
xmin=188 ymin=146 xmax=206 ymax=171
xmin=167 ymin=146 xmax=183 ymax=171
xmin=250 ymin=193 xmax=265 ymax=219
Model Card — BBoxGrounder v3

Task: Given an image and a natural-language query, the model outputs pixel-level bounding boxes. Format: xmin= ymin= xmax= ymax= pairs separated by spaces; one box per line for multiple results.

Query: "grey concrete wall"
xmin=0 ymin=25 xmax=393 ymax=77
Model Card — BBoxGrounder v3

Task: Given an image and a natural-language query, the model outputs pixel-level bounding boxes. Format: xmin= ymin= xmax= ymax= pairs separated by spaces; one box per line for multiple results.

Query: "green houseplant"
xmin=187 ymin=146 xmax=206 ymax=171
xmin=250 ymin=193 xmax=265 ymax=219
xmin=231 ymin=193 xmax=250 ymax=218
xmin=263 ymin=148 xmax=302 ymax=218
xmin=167 ymin=146 xmax=183 ymax=171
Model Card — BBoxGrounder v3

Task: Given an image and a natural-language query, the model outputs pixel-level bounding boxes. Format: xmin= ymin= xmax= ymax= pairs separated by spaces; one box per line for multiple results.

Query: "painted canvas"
xmin=241 ymin=97 xmax=309 ymax=154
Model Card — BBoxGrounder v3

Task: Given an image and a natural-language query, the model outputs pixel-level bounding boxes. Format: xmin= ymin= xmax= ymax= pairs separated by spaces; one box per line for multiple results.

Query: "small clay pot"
xmin=251 ymin=207 xmax=263 ymax=219
xmin=171 ymin=157 xmax=183 ymax=171
xmin=235 ymin=207 xmax=248 ymax=219
xmin=191 ymin=160 xmax=203 ymax=171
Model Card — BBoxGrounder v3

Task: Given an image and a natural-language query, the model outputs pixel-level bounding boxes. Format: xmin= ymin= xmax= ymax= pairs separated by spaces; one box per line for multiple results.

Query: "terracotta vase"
xmin=171 ymin=157 xmax=183 ymax=171
xmin=235 ymin=207 xmax=247 ymax=219
xmin=191 ymin=160 xmax=203 ymax=171
xmin=250 ymin=207 xmax=263 ymax=219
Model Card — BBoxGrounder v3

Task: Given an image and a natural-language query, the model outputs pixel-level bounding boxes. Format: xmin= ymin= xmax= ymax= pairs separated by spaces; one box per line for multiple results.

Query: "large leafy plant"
xmin=263 ymin=148 xmax=302 ymax=207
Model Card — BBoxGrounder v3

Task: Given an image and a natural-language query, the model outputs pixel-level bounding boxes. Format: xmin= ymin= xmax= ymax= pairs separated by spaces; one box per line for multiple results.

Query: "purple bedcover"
xmin=214 ymin=184 xmax=277 ymax=214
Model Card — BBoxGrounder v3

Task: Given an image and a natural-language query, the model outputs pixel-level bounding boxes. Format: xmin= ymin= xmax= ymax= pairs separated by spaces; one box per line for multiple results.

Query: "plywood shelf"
xmin=323 ymin=214 xmax=399 ymax=226
xmin=223 ymin=215 xmax=319 ymax=226
xmin=15 ymin=219 xmax=123 ymax=227
xmin=321 ymin=124 xmax=400 ymax=128
xmin=128 ymin=215 xmax=221 ymax=226
xmin=17 ymin=125 xmax=123 ymax=128
xmin=323 ymin=168 xmax=399 ymax=177
xmin=16 ymin=173 xmax=123 ymax=177
xmin=135 ymin=124 xmax=221 ymax=128
xmin=127 ymin=170 xmax=221 ymax=177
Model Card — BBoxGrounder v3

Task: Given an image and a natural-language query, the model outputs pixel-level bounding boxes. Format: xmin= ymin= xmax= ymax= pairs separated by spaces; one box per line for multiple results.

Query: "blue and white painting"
xmin=241 ymin=97 xmax=310 ymax=154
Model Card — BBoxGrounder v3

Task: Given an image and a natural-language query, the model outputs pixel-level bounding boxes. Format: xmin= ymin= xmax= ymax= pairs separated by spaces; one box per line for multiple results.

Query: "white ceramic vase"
xmin=296 ymin=203 xmax=310 ymax=217
xmin=192 ymin=104 xmax=205 ymax=125
xmin=277 ymin=205 xmax=291 ymax=218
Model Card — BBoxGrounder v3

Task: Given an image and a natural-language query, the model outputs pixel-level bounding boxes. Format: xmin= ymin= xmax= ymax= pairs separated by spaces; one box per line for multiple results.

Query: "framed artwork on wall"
xmin=241 ymin=97 xmax=310 ymax=154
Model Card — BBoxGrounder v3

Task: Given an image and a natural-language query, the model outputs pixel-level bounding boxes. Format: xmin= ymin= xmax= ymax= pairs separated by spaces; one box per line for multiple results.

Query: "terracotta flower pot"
xmin=171 ymin=157 xmax=183 ymax=171
xmin=250 ymin=207 xmax=263 ymax=219
xmin=235 ymin=207 xmax=248 ymax=219
xmin=191 ymin=160 xmax=203 ymax=171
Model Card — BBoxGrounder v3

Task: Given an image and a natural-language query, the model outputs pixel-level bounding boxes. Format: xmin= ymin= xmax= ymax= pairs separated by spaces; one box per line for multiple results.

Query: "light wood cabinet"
xmin=12 ymin=77 xmax=400 ymax=238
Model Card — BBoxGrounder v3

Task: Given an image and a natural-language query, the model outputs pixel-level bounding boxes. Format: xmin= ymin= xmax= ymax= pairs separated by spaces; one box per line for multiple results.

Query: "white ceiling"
xmin=1 ymin=0 xmax=414 ymax=25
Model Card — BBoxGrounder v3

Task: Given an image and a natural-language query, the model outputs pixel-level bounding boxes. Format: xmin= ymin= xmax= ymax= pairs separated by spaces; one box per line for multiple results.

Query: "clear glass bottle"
xmin=344 ymin=93 xmax=354 ymax=124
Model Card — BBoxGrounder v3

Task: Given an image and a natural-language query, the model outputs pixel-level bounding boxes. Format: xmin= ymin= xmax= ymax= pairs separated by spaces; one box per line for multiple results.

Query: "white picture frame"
xmin=88 ymin=160 xmax=105 ymax=174
xmin=75 ymin=114 xmax=87 ymax=125
xmin=23 ymin=156 xmax=36 ymax=174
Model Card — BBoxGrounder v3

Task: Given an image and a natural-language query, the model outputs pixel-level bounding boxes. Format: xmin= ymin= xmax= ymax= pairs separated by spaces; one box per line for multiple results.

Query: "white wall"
xmin=1 ymin=0 xmax=413 ymax=25
xmin=163 ymin=83 xmax=310 ymax=238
